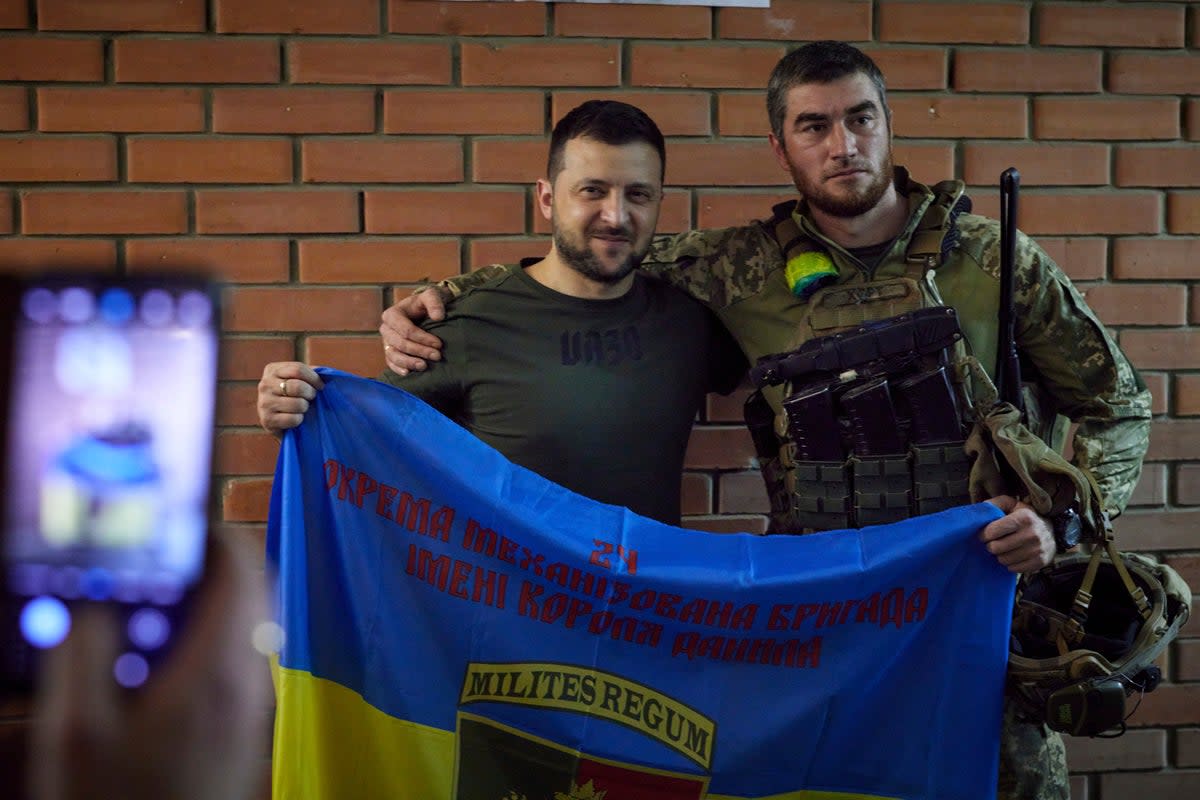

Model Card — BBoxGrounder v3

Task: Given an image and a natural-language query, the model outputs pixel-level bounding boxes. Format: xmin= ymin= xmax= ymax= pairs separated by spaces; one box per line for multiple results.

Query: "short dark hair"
xmin=766 ymin=41 xmax=890 ymax=141
xmin=547 ymin=100 xmax=666 ymax=183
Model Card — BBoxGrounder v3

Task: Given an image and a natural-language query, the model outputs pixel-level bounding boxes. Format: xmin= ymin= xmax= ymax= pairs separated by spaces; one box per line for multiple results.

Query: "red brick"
xmin=214 ymin=0 xmax=378 ymax=34
xmin=468 ymin=238 xmax=548 ymax=270
xmin=1178 ymin=463 xmax=1200 ymax=503
xmin=1180 ymin=639 xmax=1200 ymax=683
xmin=1109 ymin=53 xmax=1200 ymax=96
xmin=0 ymin=0 xmax=28 ymax=27
xmin=1034 ymin=97 xmax=1179 ymax=141
xmin=196 ymin=190 xmax=359 ymax=235
xmin=718 ymin=92 xmax=768 ymax=136
xmin=0 ymin=238 xmax=115 ymax=269
xmin=0 ymin=192 xmax=9 ymax=233
xmin=718 ymin=471 xmax=770 ymax=514
xmin=114 ymin=38 xmax=280 ymax=84
xmin=1146 ymin=420 xmax=1200 ymax=462
xmin=1164 ymin=555 xmax=1200 ymax=596
xmin=38 ymin=87 xmax=203 ymax=133
xmin=1167 ymin=192 xmax=1200 ymax=234
xmin=1192 ymin=291 xmax=1200 ymax=325
xmin=1127 ymin=462 xmax=1166 ymax=507
xmin=989 ymin=191 xmax=1160 ymax=236
xmin=556 ymin=3 xmax=709 ymax=38
xmin=666 ymin=141 xmax=790 ymax=187
xmin=531 ymin=189 xmax=691 ymax=236
xmin=860 ymin=48 xmax=947 ymax=91
xmin=213 ymin=89 xmax=375 ymax=134
xmin=387 ymin=0 xmax=545 ymax=36
xmin=302 ymin=138 xmax=462 ymax=184
xmin=631 ymin=43 xmax=785 ymax=89
xmin=1121 ymin=331 xmax=1200 ymax=370
xmin=214 ymin=430 xmax=279 ymax=475
xmin=1111 ymin=508 xmax=1200 ymax=551
xmin=126 ymin=239 xmax=291 ymax=284
xmin=365 ymin=190 xmax=524 ymax=235
xmin=1124 ymin=684 xmax=1200 ymax=728
xmin=718 ymin=0 xmax=871 ymax=42
xmin=962 ymin=142 xmax=1109 ymax=187
xmin=697 ymin=191 xmax=796 ymax=228
xmin=878 ymin=1 xmax=1029 ymax=44
xmin=0 ymin=36 xmax=103 ymax=81
xmin=1038 ymin=3 xmax=1184 ymax=48
xmin=705 ymin=383 xmax=754 ymax=424
xmin=1066 ymin=729 xmax=1166 ymax=772
xmin=298 ymin=239 xmax=460 ymax=284
xmin=222 ymin=478 xmax=273 ymax=522
xmin=890 ymin=143 xmax=952 ymax=184
xmin=1082 ymin=284 xmax=1187 ymax=327
xmin=683 ymin=426 xmax=756 ymax=470
xmin=288 ymin=41 xmax=450 ymax=85
xmin=1116 ymin=146 xmax=1200 ymax=188
xmin=681 ymin=515 xmax=766 ymax=535
xmin=37 ymin=0 xmax=205 ymax=31
xmin=472 ymin=139 xmax=545 ymax=184
xmin=553 ymin=91 xmax=711 ymax=137
xmin=216 ymin=383 xmax=260 ymax=428
xmin=219 ymin=336 xmax=296 ymax=381
xmin=384 ymin=90 xmax=544 ymax=135
xmin=1189 ymin=99 xmax=1200 ymax=142
xmin=222 ymin=287 xmax=382 ymax=333
xmin=21 ymin=190 xmax=186 ymax=234
xmin=127 ymin=137 xmax=293 ymax=184
xmin=304 ymin=335 xmax=386 ymax=378
xmin=1036 ymin=237 xmax=1107 ymax=282
xmin=1141 ymin=372 xmax=1168 ymax=416
xmin=0 ymin=136 xmax=116 ymax=182
xmin=890 ymin=96 xmax=1027 ymax=139
xmin=1181 ymin=722 xmax=1200 ymax=768
xmin=0 ymin=87 xmax=28 ymax=130
xmin=1179 ymin=375 xmax=1200 ymax=417
xmin=462 ymin=42 xmax=619 ymax=88
xmin=680 ymin=473 xmax=712 ymax=516
xmin=954 ymin=49 xmax=1101 ymax=93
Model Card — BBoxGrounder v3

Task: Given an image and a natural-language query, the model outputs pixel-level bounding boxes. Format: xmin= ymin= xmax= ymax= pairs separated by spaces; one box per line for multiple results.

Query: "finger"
xmin=274 ymin=362 xmax=324 ymax=392
xmin=32 ymin=605 xmax=122 ymax=784
xmin=384 ymin=347 xmax=426 ymax=375
xmin=380 ymin=313 xmax=444 ymax=355
xmin=984 ymin=494 xmax=1017 ymax=514
xmin=417 ymin=289 xmax=447 ymax=322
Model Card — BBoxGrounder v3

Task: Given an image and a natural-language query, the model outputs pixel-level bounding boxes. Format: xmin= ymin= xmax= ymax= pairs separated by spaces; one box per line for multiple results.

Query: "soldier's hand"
xmin=380 ymin=290 xmax=448 ymax=376
xmin=981 ymin=495 xmax=1056 ymax=574
xmin=257 ymin=362 xmax=324 ymax=437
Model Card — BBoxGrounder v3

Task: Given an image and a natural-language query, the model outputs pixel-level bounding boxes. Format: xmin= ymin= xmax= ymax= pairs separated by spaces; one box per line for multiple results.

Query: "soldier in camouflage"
xmin=380 ymin=41 xmax=1151 ymax=800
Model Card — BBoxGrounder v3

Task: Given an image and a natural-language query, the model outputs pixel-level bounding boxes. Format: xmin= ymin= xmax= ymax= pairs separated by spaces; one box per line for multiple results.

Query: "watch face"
xmin=1055 ymin=509 xmax=1082 ymax=549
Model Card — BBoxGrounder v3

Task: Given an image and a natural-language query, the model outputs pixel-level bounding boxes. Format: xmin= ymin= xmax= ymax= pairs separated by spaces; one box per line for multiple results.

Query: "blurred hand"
xmin=31 ymin=530 xmax=271 ymax=800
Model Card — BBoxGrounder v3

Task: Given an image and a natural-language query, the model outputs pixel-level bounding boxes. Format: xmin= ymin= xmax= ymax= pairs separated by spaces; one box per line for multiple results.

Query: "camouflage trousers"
xmin=998 ymin=698 xmax=1069 ymax=800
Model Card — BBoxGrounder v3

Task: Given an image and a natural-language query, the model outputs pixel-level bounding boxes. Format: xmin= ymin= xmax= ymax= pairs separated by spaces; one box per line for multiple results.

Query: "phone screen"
xmin=1 ymin=275 xmax=218 ymax=690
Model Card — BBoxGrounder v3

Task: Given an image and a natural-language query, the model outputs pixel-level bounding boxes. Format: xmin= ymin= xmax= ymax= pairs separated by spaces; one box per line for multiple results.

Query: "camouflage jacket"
xmin=638 ymin=169 xmax=1152 ymax=517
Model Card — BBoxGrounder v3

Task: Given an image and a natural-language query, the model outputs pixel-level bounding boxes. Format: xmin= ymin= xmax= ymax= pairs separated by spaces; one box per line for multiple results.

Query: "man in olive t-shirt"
xmin=257 ymin=101 xmax=744 ymax=525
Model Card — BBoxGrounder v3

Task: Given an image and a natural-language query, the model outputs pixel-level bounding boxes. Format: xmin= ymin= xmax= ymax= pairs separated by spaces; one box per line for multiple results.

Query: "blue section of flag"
xmin=267 ymin=369 xmax=1015 ymax=799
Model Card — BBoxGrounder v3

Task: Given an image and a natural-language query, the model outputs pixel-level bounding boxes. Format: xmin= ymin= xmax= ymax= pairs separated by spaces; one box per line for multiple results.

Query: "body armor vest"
xmin=748 ymin=182 xmax=978 ymax=533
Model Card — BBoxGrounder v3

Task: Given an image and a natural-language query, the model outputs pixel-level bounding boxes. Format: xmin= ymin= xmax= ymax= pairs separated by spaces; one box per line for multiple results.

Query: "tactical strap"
xmin=1058 ymin=537 xmax=1152 ymax=653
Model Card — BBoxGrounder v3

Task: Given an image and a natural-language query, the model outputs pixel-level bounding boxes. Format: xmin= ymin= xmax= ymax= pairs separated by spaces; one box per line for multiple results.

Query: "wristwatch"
xmin=1051 ymin=506 xmax=1083 ymax=553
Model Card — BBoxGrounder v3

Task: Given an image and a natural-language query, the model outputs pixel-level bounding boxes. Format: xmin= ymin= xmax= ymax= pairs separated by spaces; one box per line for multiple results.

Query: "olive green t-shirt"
xmin=381 ymin=264 xmax=745 ymax=525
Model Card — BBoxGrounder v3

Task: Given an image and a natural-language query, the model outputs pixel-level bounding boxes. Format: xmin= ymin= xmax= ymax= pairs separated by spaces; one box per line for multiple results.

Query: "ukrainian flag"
xmin=267 ymin=370 xmax=1015 ymax=800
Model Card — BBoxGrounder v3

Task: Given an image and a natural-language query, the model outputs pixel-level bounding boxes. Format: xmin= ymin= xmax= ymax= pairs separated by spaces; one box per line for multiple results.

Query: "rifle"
xmin=996 ymin=167 xmax=1024 ymax=417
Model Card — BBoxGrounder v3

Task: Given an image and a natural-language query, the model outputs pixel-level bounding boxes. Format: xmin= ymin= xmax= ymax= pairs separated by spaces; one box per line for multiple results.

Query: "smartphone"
xmin=0 ymin=273 xmax=219 ymax=692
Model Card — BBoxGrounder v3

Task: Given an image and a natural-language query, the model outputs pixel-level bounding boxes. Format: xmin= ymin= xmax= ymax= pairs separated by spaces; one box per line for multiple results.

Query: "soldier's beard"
xmin=790 ymin=149 xmax=895 ymax=218
xmin=553 ymin=227 xmax=646 ymax=285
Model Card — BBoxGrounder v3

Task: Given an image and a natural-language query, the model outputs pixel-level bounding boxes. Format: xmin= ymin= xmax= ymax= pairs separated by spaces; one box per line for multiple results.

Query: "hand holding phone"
xmin=1 ymin=274 xmax=219 ymax=692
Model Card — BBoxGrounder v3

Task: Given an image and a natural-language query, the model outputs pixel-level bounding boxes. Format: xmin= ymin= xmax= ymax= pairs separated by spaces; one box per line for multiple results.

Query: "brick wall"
xmin=0 ymin=1 xmax=1197 ymax=797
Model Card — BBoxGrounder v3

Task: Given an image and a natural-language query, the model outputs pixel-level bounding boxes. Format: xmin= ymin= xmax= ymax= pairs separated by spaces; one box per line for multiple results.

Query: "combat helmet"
xmin=1008 ymin=538 xmax=1191 ymax=736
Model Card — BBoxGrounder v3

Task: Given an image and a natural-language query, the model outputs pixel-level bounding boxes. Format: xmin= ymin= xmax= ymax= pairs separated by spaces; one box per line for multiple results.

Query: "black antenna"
xmin=997 ymin=167 xmax=1024 ymax=417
